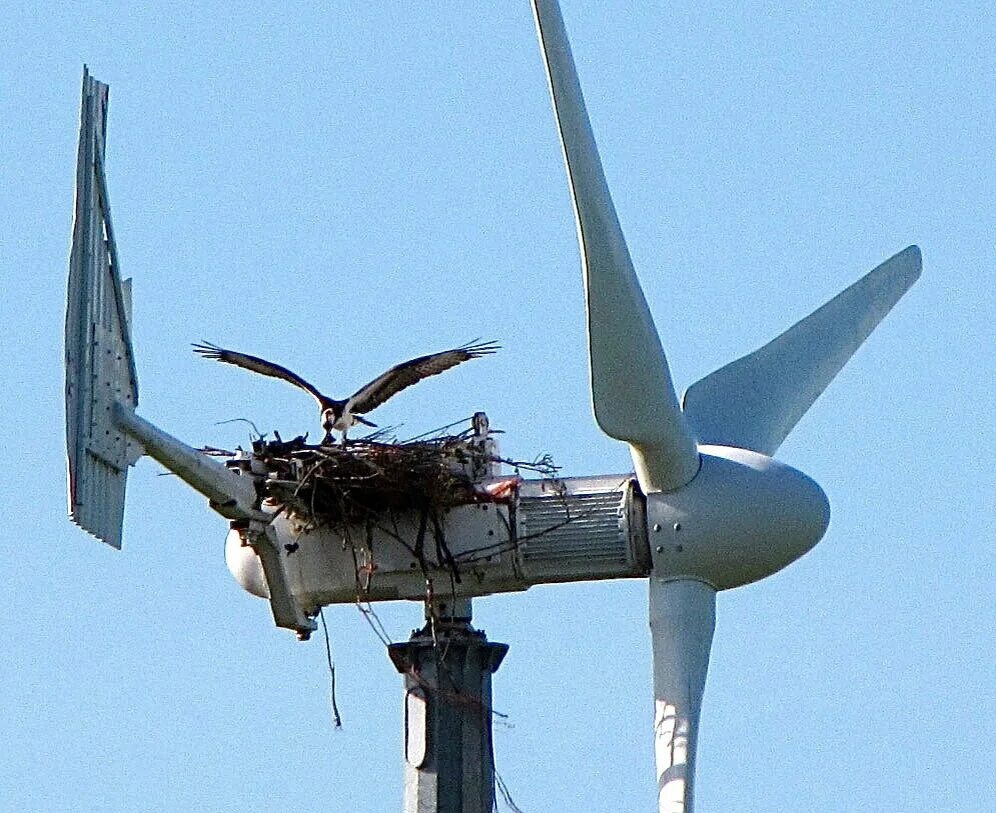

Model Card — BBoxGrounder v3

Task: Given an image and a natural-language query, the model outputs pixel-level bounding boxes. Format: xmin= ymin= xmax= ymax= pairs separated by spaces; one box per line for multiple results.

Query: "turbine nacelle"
xmin=220 ymin=443 xmax=827 ymax=606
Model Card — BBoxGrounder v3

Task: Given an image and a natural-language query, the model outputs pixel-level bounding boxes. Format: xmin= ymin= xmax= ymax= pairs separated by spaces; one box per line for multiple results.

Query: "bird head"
xmin=321 ymin=407 xmax=336 ymax=433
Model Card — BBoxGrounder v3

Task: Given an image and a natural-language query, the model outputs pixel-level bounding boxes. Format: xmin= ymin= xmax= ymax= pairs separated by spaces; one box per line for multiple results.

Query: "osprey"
xmin=192 ymin=340 xmax=498 ymax=443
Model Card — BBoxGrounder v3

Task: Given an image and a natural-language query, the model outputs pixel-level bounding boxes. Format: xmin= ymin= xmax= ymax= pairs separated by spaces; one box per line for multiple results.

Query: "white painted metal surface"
xmin=404 ymin=688 xmax=428 ymax=769
xmin=682 ymin=246 xmax=922 ymax=455
xmin=530 ymin=3 xmax=920 ymax=810
xmin=532 ymin=0 xmax=699 ymax=494
xmin=221 ymin=450 xmax=825 ymax=606
xmin=646 ymin=446 xmax=829 ymax=590
xmin=223 ymin=474 xmax=651 ymax=609
xmin=112 ymin=404 xmax=259 ymax=520
xmin=64 ymin=69 xmax=316 ymax=636
xmin=66 ymin=68 xmax=140 ymax=548
xmin=225 ymin=528 xmax=270 ymax=598
xmin=649 ymin=579 xmax=715 ymax=813
xmin=217 ymin=440 xmax=833 ymax=617
xmin=113 ymin=406 xmax=314 ymax=635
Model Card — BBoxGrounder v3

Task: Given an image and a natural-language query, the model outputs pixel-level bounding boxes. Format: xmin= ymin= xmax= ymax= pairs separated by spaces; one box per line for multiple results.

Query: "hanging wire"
xmin=356 ymin=599 xmax=394 ymax=647
xmin=318 ymin=608 xmax=343 ymax=728
xmin=495 ymin=770 xmax=525 ymax=813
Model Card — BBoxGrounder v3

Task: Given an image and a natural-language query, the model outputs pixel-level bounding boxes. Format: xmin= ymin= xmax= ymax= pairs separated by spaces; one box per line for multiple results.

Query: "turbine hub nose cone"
xmin=646 ymin=446 xmax=830 ymax=590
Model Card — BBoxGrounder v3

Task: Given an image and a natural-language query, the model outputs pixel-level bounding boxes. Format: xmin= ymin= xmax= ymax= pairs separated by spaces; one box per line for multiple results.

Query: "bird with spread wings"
xmin=192 ymin=340 xmax=498 ymax=443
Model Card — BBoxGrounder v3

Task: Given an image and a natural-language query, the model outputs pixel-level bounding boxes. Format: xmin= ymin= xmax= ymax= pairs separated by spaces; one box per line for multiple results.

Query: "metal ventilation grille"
xmin=516 ymin=477 xmax=647 ymax=582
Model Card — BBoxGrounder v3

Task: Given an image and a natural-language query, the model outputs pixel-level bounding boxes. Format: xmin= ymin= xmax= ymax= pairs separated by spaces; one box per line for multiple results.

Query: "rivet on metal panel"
xmin=653 ymin=523 xmax=661 ymax=532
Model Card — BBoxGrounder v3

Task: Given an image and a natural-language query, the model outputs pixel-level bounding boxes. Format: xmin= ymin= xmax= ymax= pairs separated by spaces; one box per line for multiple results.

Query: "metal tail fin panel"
xmin=66 ymin=68 xmax=141 ymax=548
xmin=682 ymin=246 xmax=922 ymax=456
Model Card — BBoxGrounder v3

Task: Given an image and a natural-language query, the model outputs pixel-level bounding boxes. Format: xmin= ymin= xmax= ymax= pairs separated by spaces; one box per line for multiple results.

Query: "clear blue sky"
xmin=3 ymin=3 xmax=994 ymax=811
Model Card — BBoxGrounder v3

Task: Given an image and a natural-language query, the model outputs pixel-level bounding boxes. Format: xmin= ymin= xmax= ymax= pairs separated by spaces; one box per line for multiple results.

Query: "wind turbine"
xmin=66 ymin=2 xmax=920 ymax=809
xmin=531 ymin=1 xmax=919 ymax=809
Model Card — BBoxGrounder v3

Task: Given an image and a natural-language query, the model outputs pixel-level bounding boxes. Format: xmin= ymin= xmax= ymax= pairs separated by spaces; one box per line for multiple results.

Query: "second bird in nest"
xmin=192 ymin=339 xmax=499 ymax=444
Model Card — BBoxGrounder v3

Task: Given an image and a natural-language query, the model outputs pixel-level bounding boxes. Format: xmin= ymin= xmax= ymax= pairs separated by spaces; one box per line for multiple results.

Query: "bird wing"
xmin=347 ymin=340 xmax=499 ymax=415
xmin=192 ymin=342 xmax=330 ymax=407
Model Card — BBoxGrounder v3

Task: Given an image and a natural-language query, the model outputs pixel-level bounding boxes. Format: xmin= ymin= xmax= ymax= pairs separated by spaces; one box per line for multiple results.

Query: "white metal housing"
xmin=224 ymin=474 xmax=650 ymax=610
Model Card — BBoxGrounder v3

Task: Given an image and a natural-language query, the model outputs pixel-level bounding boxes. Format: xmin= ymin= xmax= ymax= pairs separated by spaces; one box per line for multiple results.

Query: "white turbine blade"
xmin=649 ymin=578 xmax=716 ymax=813
xmin=533 ymin=0 xmax=699 ymax=492
xmin=682 ymin=246 xmax=922 ymax=456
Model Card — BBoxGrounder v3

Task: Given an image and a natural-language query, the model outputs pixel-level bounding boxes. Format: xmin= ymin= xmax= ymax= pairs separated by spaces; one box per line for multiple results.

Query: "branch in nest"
xmin=252 ymin=434 xmax=506 ymax=529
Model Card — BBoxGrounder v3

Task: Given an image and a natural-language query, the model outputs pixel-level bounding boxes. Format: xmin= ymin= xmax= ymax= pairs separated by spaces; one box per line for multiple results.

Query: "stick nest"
xmin=237 ymin=432 xmax=512 ymax=530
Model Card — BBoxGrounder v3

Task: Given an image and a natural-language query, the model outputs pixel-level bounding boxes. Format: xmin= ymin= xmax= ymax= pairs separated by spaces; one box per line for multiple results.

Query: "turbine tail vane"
xmin=66 ymin=67 xmax=141 ymax=548
xmin=64 ymin=70 xmax=278 ymax=549
xmin=683 ymin=246 xmax=922 ymax=455
xmin=532 ymin=0 xmax=698 ymax=493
